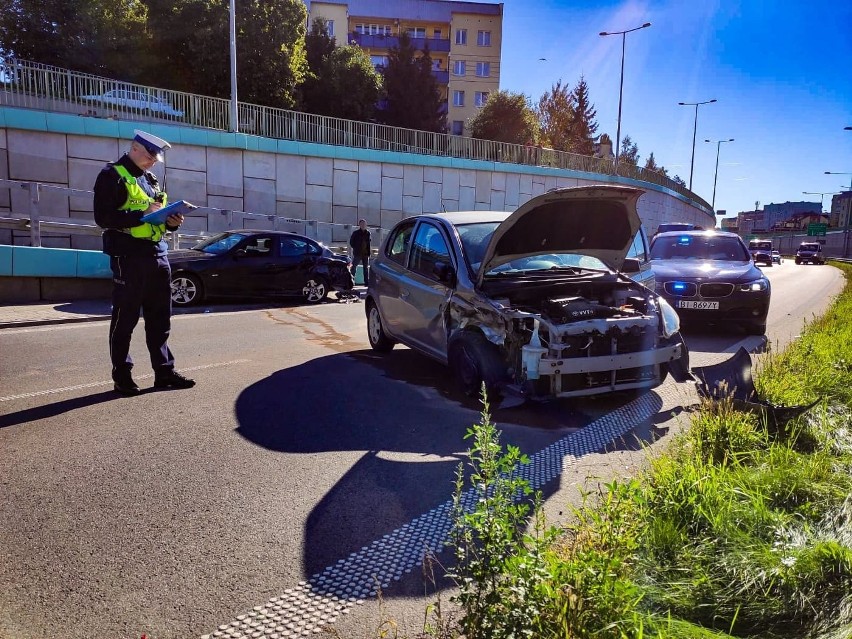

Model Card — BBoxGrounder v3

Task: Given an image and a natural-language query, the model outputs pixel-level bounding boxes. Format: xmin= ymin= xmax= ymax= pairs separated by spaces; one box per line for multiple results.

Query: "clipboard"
xmin=140 ymin=200 xmax=196 ymax=225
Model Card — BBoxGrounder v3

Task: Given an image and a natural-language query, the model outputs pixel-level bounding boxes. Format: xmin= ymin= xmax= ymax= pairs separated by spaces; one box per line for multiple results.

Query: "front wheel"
xmin=302 ymin=277 xmax=329 ymax=303
xmin=367 ymin=302 xmax=395 ymax=352
xmin=448 ymin=332 xmax=507 ymax=402
xmin=171 ymin=272 xmax=203 ymax=306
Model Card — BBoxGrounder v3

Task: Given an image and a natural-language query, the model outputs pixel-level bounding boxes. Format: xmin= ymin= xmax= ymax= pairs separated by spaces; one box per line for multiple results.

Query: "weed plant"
xmin=440 ymin=264 xmax=852 ymax=639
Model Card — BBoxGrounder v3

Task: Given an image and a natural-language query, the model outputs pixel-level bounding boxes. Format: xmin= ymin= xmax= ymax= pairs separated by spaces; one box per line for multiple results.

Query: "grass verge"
xmin=440 ymin=262 xmax=852 ymax=639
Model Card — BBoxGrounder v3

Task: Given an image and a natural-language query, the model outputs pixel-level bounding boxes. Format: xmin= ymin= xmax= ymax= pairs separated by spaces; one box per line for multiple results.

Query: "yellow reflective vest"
xmin=113 ymin=164 xmax=168 ymax=242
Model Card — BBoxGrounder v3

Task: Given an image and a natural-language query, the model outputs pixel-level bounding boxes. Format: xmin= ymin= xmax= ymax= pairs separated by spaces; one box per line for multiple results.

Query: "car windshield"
xmin=800 ymin=243 xmax=819 ymax=251
xmin=749 ymin=241 xmax=771 ymax=251
xmin=651 ymin=235 xmax=750 ymax=261
xmin=193 ymin=232 xmax=248 ymax=255
xmin=455 ymin=221 xmax=607 ymax=274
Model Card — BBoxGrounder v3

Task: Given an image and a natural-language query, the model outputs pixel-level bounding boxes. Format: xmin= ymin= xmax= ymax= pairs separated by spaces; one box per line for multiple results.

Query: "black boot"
xmin=113 ymin=369 xmax=141 ymax=396
xmin=154 ymin=370 xmax=196 ymax=389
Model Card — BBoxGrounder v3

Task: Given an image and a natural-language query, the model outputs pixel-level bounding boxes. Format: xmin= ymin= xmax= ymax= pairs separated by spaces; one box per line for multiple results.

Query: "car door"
xmin=216 ymin=234 xmax=278 ymax=297
xmin=626 ymin=227 xmax=655 ymax=289
xmin=274 ymin=236 xmax=321 ymax=294
xmin=392 ymin=221 xmax=455 ymax=359
xmin=372 ymin=221 xmax=416 ymax=336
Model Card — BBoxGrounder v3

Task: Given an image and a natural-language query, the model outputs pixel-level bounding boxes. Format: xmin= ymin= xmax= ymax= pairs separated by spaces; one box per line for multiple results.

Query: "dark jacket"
xmin=349 ymin=228 xmax=371 ymax=258
xmin=93 ymin=154 xmax=168 ymax=257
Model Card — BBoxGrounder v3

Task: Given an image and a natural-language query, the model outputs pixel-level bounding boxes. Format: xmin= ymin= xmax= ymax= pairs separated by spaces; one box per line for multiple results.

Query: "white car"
xmin=81 ymin=89 xmax=184 ymax=117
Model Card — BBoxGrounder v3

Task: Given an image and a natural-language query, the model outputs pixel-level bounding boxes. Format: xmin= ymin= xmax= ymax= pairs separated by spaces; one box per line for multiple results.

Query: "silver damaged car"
xmin=365 ymin=185 xmax=691 ymax=402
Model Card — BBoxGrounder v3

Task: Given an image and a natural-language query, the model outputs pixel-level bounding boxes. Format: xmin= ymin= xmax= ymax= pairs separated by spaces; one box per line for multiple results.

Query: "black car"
xmin=650 ymin=230 xmax=771 ymax=335
xmin=168 ymin=230 xmax=354 ymax=306
xmin=748 ymin=239 xmax=773 ymax=267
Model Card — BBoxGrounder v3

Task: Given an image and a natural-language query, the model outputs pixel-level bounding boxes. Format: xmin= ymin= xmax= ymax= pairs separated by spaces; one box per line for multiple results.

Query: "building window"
xmin=475 ymin=62 xmax=490 ymax=77
xmin=356 ymin=24 xmax=391 ymax=35
xmin=433 ymin=59 xmax=442 ymax=70
xmin=326 ymin=20 xmax=334 ymax=36
xmin=477 ymin=30 xmax=491 ymax=46
xmin=455 ymin=29 xmax=467 ymax=45
xmin=453 ymin=90 xmax=465 ymax=107
xmin=452 ymin=120 xmax=464 ymax=135
xmin=408 ymin=27 xmax=426 ymax=38
xmin=434 ymin=29 xmax=441 ymax=38
xmin=371 ymin=55 xmax=388 ymax=69
xmin=475 ymin=91 xmax=489 ymax=107
xmin=452 ymin=60 xmax=466 ymax=76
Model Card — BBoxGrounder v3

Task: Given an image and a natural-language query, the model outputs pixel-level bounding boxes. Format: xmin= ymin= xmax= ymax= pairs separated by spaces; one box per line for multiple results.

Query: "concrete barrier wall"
xmin=0 ymin=107 xmax=714 ymax=253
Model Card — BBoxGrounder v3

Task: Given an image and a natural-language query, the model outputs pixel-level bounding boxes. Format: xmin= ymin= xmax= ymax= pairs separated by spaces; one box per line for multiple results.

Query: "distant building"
xmin=830 ymin=191 xmax=852 ymax=230
xmin=763 ymin=201 xmax=821 ymax=230
xmin=719 ymin=216 xmax=738 ymax=232
xmin=775 ymin=212 xmax=829 ymax=231
xmin=307 ymin=0 xmax=504 ymax=136
xmin=736 ymin=210 xmax=765 ymax=235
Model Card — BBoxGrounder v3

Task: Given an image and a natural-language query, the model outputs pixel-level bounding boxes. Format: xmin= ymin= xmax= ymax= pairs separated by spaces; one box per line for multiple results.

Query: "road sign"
xmin=807 ymin=223 xmax=827 ymax=236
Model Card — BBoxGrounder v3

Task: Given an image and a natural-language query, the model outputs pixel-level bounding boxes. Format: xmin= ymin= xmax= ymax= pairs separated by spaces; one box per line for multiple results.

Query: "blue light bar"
xmin=672 ymin=282 xmax=688 ymax=291
xmin=678 ymin=236 xmax=691 ymax=244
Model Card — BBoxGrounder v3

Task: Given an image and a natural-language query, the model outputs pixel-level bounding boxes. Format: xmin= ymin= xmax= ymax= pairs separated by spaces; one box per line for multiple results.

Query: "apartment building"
xmin=306 ymin=0 xmax=503 ymax=135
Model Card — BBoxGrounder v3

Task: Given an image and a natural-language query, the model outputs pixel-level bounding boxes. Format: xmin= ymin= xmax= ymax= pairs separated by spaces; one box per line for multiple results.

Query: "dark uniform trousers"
xmin=109 ymin=254 xmax=175 ymax=374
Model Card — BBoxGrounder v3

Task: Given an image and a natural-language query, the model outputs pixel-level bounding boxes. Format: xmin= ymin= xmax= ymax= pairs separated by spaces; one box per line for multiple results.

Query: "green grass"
xmin=437 ymin=262 xmax=852 ymax=639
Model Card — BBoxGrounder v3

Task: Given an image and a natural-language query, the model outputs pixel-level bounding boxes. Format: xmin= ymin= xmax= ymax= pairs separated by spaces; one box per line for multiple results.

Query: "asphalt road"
xmin=0 ymin=262 xmax=844 ymax=639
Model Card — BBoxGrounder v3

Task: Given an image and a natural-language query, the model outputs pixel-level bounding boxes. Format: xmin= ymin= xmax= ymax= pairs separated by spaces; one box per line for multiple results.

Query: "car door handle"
xmin=400 ymin=289 xmax=410 ymax=299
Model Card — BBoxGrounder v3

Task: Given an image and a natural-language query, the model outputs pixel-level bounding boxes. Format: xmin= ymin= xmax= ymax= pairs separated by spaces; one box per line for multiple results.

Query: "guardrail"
xmin=0 ymin=178 xmax=386 ymax=254
xmin=0 ymin=56 xmax=714 ymax=214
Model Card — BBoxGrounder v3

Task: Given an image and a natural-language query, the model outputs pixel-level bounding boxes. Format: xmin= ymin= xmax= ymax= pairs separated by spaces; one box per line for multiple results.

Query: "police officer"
xmin=94 ymin=130 xmax=195 ymax=395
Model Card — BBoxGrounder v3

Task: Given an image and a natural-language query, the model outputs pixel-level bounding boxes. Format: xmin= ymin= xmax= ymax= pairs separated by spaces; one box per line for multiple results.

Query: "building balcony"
xmin=349 ymin=32 xmax=451 ymax=53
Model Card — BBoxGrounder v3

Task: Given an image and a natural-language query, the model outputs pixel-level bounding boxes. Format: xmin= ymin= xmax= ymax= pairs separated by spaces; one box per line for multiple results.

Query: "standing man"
xmin=94 ymin=130 xmax=196 ymax=395
xmin=349 ymin=218 xmax=371 ymax=285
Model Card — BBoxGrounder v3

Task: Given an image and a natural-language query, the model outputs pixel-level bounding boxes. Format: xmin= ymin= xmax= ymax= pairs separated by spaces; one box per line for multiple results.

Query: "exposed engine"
xmin=494 ymin=281 xmax=679 ymax=397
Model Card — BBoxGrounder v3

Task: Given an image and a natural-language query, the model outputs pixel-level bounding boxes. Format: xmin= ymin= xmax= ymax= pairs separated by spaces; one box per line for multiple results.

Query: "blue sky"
xmin=497 ymin=0 xmax=852 ymax=223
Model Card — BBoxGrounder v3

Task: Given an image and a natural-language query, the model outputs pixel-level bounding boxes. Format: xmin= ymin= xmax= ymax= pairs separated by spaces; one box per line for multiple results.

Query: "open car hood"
xmin=477 ymin=185 xmax=644 ymax=286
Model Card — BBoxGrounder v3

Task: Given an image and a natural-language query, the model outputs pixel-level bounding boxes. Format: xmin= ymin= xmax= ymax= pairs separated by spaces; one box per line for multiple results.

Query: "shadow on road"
xmin=234 ymin=347 xmax=666 ymax=586
xmin=0 ymin=390 xmax=119 ymax=429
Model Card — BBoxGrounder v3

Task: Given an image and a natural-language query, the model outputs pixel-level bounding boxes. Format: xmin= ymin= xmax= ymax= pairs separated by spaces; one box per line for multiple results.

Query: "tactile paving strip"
xmin=203 ymin=389 xmax=674 ymax=638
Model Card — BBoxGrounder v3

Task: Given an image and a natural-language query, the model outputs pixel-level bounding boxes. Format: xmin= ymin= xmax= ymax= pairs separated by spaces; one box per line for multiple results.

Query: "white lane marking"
xmin=0 ymin=360 xmax=249 ymax=402
xmin=202 ymin=389 xmax=673 ymax=639
xmin=0 ymin=311 xmax=220 ymax=336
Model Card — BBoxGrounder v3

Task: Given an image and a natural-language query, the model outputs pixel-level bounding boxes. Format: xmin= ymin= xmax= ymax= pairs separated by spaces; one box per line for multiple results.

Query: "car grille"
xmin=664 ymin=281 xmax=697 ymax=296
xmin=699 ymin=282 xmax=734 ymax=298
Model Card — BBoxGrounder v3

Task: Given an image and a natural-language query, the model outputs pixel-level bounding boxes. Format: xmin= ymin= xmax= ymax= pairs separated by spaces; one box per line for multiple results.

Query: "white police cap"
xmin=133 ymin=129 xmax=171 ymax=162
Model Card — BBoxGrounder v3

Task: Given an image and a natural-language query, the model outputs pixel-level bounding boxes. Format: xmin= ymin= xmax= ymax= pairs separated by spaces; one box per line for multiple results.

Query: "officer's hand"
xmin=145 ymin=201 xmax=163 ymax=213
xmin=166 ymin=213 xmax=184 ymax=229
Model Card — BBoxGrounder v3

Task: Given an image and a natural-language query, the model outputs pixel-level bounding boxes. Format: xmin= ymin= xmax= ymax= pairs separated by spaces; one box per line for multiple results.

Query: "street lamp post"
xmin=825 ymin=172 xmax=852 ymax=257
xmin=705 ymin=138 xmax=734 ymax=211
xmin=802 ymin=191 xmax=840 ymax=212
xmin=229 ymin=0 xmax=238 ymax=133
xmin=600 ymin=22 xmax=651 ymax=175
xmin=678 ymin=98 xmax=716 ymax=191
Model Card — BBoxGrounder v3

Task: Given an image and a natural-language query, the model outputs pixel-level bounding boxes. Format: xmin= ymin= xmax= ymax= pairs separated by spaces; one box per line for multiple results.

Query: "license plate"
xmin=678 ymin=300 xmax=719 ymax=310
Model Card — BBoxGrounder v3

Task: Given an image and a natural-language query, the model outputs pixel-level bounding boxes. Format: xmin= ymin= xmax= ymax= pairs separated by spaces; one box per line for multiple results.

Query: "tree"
xmin=644 ymin=152 xmax=663 ymax=174
xmin=0 ymin=0 xmax=149 ymax=80
xmin=619 ymin=135 xmax=640 ymax=165
xmin=536 ymin=80 xmax=573 ymax=149
xmin=380 ymin=32 xmax=445 ymax=132
xmin=300 ymin=18 xmax=381 ymax=121
xmin=567 ymin=75 xmax=598 ymax=155
xmin=143 ymin=0 xmax=307 ymax=108
xmin=468 ymin=90 xmax=539 ymax=145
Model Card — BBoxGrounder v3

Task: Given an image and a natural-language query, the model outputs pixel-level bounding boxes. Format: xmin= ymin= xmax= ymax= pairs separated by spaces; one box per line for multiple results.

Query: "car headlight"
xmin=739 ymin=278 xmax=768 ymax=292
xmin=657 ymin=296 xmax=680 ymax=338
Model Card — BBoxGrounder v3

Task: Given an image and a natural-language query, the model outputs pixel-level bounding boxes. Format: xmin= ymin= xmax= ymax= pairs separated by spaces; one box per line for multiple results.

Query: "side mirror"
xmin=233 ymin=248 xmax=247 ymax=257
xmin=622 ymin=257 xmax=642 ymax=274
xmin=433 ymin=261 xmax=456 ymax=285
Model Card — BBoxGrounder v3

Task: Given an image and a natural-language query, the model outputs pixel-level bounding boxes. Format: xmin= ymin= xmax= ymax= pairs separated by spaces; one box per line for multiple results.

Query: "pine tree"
xmin=567 ymin=75 xmax=598 ymax=155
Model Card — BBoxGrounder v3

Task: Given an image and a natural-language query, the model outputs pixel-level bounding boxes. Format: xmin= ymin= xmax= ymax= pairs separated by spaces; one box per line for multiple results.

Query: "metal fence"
xmin=0 ymin=57 xmax=714 ymax=213
xmin=0 ymin=178 xmax=386 ymax=253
